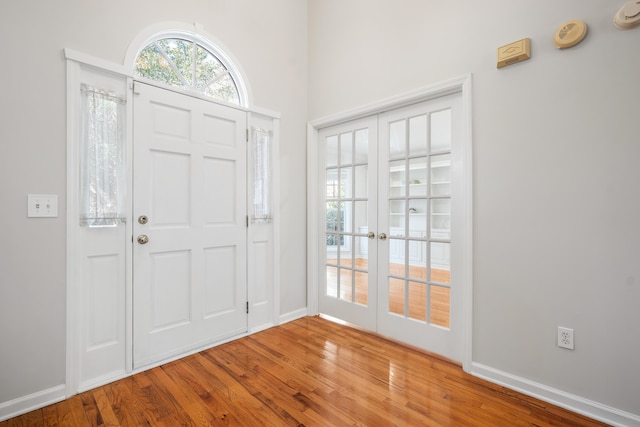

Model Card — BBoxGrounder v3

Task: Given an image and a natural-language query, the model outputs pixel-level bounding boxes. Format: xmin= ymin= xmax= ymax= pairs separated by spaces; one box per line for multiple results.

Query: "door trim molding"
xmin=306 ymin=74 xmax=473 ymax=370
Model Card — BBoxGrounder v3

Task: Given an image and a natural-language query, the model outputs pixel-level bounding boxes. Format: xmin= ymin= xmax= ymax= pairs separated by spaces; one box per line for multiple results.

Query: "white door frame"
xmin=65 ymin=47 xmax=281 ymax=396
xmin=307 ymin=74 xmax=473 ymax=370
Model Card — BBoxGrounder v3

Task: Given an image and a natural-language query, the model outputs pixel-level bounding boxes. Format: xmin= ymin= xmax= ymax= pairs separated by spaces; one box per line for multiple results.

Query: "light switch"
xmin=27 ymin=194 xmax=58 ymax=218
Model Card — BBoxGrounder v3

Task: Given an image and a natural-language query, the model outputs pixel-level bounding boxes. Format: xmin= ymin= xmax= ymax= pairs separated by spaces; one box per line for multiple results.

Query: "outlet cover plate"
xmin=557 ymin=326 xmax=575 ymax=350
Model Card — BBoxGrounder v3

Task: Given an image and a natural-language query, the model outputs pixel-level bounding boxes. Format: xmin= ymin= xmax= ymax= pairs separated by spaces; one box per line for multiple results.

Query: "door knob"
xmin=379 ymin=232 xmax=387 ymax=240
xmin=367 ymin=231 xmax=375 ymax=239
xmin=137 ymin=234 xmax=149 ymax=245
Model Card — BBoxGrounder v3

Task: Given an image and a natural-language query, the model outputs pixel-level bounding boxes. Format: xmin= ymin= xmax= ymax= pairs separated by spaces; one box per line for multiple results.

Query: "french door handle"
xmin=378 ymin=233 xmax=387 ymax=240
xmin=367 ymin=231 xmax=375 ymax=239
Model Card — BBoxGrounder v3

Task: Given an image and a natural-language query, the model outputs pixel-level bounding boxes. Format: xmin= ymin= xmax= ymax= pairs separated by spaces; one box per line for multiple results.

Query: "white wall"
xmin=309 ymin=0 xmax=640 ymax=420
xmin=0 ymin=0 xmax=307 ymax=405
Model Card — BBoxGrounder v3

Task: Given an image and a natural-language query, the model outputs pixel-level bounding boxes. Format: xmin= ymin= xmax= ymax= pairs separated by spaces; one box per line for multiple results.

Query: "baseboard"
xmin=470 ymin=362 xmax=640 ymax=427
xmin=279 ymin=307 xmax=308 ymax=324
xmin=0 ymin=384 xmax=66 ymax=422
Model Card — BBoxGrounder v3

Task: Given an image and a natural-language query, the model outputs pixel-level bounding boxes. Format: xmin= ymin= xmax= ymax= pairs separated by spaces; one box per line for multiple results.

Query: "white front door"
xmin=132 ymin=82 xmax=247 ymax=368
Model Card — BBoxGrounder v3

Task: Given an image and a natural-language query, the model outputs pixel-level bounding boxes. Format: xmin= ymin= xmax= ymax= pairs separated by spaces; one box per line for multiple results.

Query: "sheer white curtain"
xmin=80 ymin=85 xmax=126 ymax=227
xmin=252 ymin=128 xmax=272 ymax=223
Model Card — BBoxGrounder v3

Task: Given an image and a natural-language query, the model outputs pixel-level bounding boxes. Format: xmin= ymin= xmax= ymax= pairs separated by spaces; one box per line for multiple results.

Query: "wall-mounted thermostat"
xmin=614 ymin=1 xmax=640 ymax=29
xmin=554 ymin=20 xmax=587 ymax=48
xmin=497 ymin=38 xmax=531 ymax=69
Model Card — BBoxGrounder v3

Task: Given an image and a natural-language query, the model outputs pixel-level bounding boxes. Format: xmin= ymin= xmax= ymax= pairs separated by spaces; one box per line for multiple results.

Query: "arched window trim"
xmin=125 ymin=25 xmax=250 ymax=108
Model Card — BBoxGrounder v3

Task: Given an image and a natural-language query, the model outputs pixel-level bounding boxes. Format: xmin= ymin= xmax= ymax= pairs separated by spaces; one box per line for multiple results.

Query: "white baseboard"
xmin=0 ymin=384 xmax=66 ymax=422
xmin=470 ymin=362 xmax=640 ymax=427
xmin=279 ymin=307 xmax=308 ymax=324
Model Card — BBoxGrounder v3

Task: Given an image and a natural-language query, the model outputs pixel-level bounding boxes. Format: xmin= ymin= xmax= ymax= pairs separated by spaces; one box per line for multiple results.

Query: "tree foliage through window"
xmin=135 ymin=38 xmax=240 ymax=105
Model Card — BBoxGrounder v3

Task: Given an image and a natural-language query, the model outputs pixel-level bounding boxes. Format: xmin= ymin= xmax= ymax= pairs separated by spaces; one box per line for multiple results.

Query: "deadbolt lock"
xmin=138 ymin=215 xmax=149 ymax=225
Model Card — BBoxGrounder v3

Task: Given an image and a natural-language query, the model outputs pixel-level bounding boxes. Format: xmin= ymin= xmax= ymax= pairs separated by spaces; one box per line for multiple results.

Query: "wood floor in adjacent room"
xmin=1 ymin=316 xmax=606 ymax=427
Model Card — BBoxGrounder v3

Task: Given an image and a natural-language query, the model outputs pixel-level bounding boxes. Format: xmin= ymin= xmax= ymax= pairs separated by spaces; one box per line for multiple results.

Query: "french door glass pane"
xmin=408 ymin=157 xmax=427 ymax=197
xmin=355 ymin=236 xmax=369 ymax=270
xmin=408 ymin=281 xmax=427 ymax=321
xmin=354 ymin=165 xmax=368 ymax=198
xmin=430 ymin=199 xmax=451 ymax=239
xmin=354 ymin=201 xmax=367 ymax=233
xmin=340 ymin=269 xmax=353 ymax=302
xmin=407 ymin=243 xmax=427 ymax=281
xmin=326 ymin=202 xmax=341 ymax=232
xmin=430 ymin=154 xmax=451 ymax=197
xmin=389 ymin=159 xmax=405 ymax=198
xmin=430 ymin=108 xmax=452 ymax=152
xmin=389 ymin=238 xmax=405 ymax=275
xmin=409 ymin=199 xmax=427 ymax=232
xmin=326 ymin=135 xmax=338 ymax=167
xmin=341 ymin=167 xmax=352 ymax=198
xmin=430 ymin=285 xmax=450 ymax=327
xmin=355 ymin=271 xmax=368 ymax=305
xmin=341 ymin=201 xmax=352 ymax=232
xmin=389 ymin=120 xmax=406 ymax=158
xmin=430 ymin=242 xmax=451 ymax=283
xmin=354 ymin=129 xmax=368 ymax=163
xmin=340 ymin=132 xmax=353 ymax=165
xmin=339 ymin=236 xmax=353 ymax=267
xmin=388 ymin=277 xmax=405 ymax=316
xmin=389 ymin=200 xmax=406 ymax=236
xmin=409 ymin=114 xmax=428 ymax=155
xmin=326 ymin=168 xmax=339 ymax=198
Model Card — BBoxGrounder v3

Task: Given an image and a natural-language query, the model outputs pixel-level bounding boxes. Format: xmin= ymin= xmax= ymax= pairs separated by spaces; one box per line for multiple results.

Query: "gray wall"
xmin=0 ymin=0 xmax=308 ymax=404
xmin=309 ymin=0 xmax=640 ymax=417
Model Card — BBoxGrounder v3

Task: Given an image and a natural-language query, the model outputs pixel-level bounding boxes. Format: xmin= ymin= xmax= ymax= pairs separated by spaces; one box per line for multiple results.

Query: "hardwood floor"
xmin=1 ymin=316 xmax=606 ymax=426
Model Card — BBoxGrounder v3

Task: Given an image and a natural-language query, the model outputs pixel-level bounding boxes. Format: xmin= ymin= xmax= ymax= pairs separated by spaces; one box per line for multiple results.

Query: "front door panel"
xmin=133 ymin=82 xmax=247 ymax=368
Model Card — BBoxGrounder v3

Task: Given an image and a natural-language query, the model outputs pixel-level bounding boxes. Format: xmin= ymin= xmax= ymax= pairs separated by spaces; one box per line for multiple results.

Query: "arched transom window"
xmin=134 ymin=36 xmax=243 ymax=106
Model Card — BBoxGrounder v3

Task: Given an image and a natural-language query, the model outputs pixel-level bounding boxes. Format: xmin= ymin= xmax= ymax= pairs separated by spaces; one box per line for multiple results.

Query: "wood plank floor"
xmin=1 ymin=316 xmax=606 ymax=426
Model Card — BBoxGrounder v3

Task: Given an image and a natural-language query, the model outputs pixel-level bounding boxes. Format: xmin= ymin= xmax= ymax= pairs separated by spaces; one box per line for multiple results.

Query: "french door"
xmin=132 ymin=82 xmax=247 ymax=368
xmin=318 ymin=116 xmax=378 ymax=329
xmin=318 ymin=93 xmax=465 ymax=361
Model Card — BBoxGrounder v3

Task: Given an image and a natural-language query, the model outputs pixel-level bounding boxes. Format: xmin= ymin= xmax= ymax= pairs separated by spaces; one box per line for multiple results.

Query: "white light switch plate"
xmin=28 ymin=194 xmax=58 ymax=217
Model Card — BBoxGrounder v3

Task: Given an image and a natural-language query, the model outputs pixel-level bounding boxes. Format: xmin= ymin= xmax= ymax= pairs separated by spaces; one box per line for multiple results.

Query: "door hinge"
xmin=246 ymin=301 xmax=249 ymax=314
xmin=246 ymin=128 xmax=249 ymax=142
xmin=246 ymin=215 xmax=249 ymax=227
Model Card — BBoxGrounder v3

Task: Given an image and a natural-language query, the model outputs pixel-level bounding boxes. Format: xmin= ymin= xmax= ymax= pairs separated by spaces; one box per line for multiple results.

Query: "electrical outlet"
xmin=557 ymin=327 xmax=574 ymax=350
